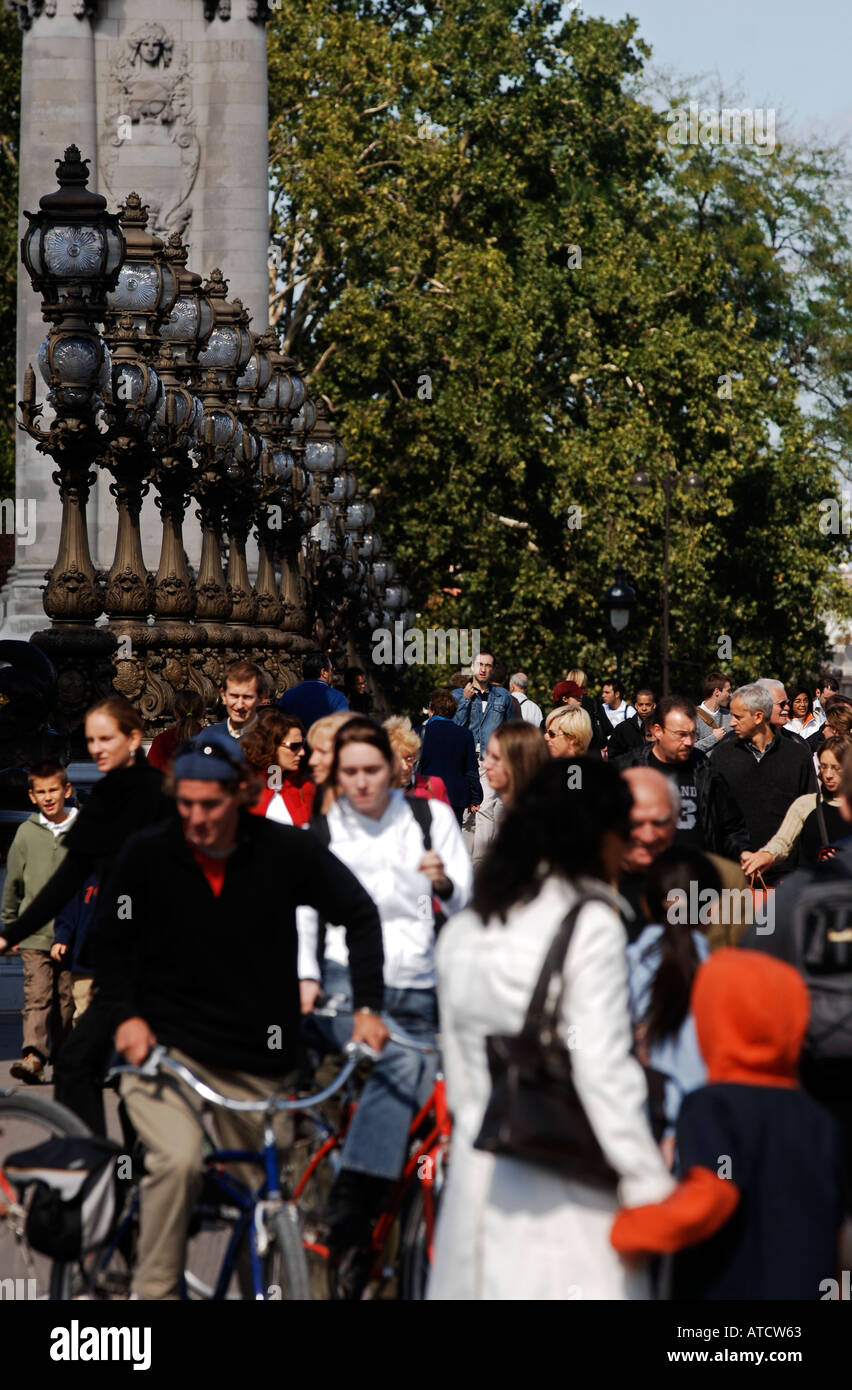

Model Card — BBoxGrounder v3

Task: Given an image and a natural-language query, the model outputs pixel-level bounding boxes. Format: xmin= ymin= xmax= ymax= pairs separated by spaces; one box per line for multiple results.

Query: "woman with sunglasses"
xmin=241 ymin=708 xmax=316 ymax=826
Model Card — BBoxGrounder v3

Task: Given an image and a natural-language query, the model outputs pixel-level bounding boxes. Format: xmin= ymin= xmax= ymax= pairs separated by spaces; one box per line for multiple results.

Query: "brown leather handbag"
xmin=473 ymin=894 xmax=621 ymax=1187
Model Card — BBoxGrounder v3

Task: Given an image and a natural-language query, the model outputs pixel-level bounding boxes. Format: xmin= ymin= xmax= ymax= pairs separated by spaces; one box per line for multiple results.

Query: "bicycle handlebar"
xmin=310 ymin=1003 xmax=441 ymax=1056
xmin=106 ymin=1043 xmax=372 ymax=1113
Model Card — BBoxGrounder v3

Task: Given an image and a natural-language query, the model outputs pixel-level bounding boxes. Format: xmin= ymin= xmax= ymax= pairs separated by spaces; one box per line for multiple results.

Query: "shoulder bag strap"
xmin=521 ymin=892 xmax=612 ymax=1039
xmin=405 ymin=793 xmax=433 ymax=851
xmin=816 ymin=793 xmax=830 ymax=849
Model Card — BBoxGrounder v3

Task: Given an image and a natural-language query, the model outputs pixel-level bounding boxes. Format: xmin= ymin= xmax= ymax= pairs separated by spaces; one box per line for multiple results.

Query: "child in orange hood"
xmin=612 ymin=949 xmax=846 ymax=1299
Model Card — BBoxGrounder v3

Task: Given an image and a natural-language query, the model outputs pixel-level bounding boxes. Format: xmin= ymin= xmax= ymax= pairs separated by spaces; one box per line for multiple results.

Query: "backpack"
xmin=3 ymin=1135 xmax=123 ymax=1263
xmin=310 ymin=795 xmax=448 ymax=938
xmin=793 ymin=880 xmax=852 ymax=1062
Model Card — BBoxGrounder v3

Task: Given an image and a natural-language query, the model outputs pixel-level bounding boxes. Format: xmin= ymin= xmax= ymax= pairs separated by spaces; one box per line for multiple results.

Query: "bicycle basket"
xmin=3 ymin=1135 xmax=123 ymax=1262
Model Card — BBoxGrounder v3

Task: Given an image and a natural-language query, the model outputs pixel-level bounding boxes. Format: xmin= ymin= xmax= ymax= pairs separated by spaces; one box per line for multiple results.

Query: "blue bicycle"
xmin=49 ymin=1043 xmax=368 ymax=1301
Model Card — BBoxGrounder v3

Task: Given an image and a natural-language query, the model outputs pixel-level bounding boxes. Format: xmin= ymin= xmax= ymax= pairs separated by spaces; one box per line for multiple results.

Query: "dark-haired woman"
xmin=241 ymin=708 xmax=315 ymax=826
xmin=298 ymin=716 xmax=472 ymax=1296
xmin=427 ymin=758 xmax=674 ymax=1301
xmin=626 ymin=848 xmax=717 ymax=1154
xmin=0 ymin=696 xmax=174 ymax=1133
xmin=786 ymin=686 xmax=818 ymax=739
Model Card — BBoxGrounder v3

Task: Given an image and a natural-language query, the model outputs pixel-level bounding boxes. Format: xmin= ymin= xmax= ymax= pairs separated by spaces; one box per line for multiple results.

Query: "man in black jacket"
xmin=607 ymin=688 xmax=655 ymax=760
xmin=94 ymin=739 xmax=387 ymax=1300
xmin=713 ymin=683 xmax=817 ymax=884
xmin=418 ymin=686 xmax=482 ymax=824
xmin=619 ymin=695 xmax=750 ymax=863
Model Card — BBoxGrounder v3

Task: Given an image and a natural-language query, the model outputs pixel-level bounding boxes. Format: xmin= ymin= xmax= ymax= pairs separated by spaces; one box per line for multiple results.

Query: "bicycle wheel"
xmin=0 ymin=1089 xmax=91 ymax=1300
xmin=263 ymin=1204 xmax=312 ymax=1301
xmin=398 ymin=1177 xmax=443 ymax=1301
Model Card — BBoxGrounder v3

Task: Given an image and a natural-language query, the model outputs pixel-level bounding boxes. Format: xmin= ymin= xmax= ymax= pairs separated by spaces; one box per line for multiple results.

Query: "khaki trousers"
xmin=19 ymin=948 xmax=73 ymax=1061
xmin=70 ymin=974 xmax=94 ymax=1025
xmin=120 ymin=1046 xmax=294 ymax=1301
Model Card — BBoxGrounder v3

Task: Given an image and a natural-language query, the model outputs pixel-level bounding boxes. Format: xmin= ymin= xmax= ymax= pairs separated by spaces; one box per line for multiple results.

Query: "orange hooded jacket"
xmin=611 ymin=949 xmax=810 ymax=1255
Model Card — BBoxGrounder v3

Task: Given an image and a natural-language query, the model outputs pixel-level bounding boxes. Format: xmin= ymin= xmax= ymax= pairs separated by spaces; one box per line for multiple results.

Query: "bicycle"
xmin=293 ymin=1004 xmax=451 ymax=1301
xmin=1 ymin=1044 xmax=369 ymax=1300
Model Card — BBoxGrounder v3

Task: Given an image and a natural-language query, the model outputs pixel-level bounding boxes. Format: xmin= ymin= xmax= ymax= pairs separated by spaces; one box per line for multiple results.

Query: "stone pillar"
xmin=3 ymin=0 xmax=271 ymax=637
xmin=4 ymin=0 xmax=98 ymax=636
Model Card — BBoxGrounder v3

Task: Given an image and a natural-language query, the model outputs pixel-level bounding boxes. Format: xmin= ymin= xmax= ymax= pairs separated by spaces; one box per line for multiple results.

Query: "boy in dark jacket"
xmin=611 ymin=950 xmax=846 ymax=1299
xmin=50 ymin=876 xmax=98 ymax=1026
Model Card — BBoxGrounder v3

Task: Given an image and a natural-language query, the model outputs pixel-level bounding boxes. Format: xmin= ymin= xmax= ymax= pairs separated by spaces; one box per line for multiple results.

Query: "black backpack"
xmin=793 ymin=880 xmax=852 ymax=1063
xmin=3 ymin=1135 xmax=123 ymax=1263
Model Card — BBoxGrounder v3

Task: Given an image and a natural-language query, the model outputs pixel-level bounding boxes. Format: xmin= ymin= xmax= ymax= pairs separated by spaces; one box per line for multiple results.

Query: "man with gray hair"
xmin=755 ymin=677 xmax=810 ymax=749
xmin=508 ymin=672 xmax=543 ymax=728
xmin=712 ymin=683 xmax=816 ymax=883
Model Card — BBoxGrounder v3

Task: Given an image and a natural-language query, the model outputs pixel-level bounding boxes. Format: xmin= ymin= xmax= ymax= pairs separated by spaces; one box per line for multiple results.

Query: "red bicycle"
xmin=290 ymin=1015 xmax=450 ymax=1301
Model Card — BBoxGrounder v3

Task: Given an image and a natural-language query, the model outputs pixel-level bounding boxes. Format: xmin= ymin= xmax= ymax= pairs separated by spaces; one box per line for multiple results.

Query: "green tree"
xmin=272 ymin=5 xmax=852 ymax=699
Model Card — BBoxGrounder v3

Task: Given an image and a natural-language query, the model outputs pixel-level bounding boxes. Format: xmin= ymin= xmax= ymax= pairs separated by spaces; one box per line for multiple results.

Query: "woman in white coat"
xmin=427 ymin=757 xmax=675 ymax=1301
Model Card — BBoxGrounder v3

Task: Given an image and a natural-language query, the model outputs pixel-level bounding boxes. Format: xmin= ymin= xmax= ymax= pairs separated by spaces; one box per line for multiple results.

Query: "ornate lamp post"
xmin=192 ymin=367 xmax=242 ymax=624
xmin=194 ymin=269 xmax=257 ymax=628
xmin=100 ymin=312 xmax=161 ymax=618
xmin=19 ymin=146 xmax=125 ymax=623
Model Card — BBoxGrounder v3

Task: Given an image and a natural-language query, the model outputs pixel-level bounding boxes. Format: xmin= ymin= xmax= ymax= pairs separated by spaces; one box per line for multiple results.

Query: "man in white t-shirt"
xmin=600 ymin=678 xmax=636 ymax=735
xmin=508 ymin=672 xmax=543 ymax=728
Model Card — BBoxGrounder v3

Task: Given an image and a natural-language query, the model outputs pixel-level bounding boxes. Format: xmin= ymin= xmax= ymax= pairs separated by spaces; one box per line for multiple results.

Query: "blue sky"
xmin=584 ymin=0 xmax=852 ymax=143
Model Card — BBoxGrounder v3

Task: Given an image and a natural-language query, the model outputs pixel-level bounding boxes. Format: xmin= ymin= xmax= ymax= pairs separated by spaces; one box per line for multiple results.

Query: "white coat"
xmin=427 ymin=873 xmax=675 ymax=1301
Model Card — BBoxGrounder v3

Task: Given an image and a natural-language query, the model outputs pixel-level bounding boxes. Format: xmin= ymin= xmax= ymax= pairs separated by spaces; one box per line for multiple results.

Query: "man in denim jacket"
xmin=452 ymin=652 xmax=516 ymax=863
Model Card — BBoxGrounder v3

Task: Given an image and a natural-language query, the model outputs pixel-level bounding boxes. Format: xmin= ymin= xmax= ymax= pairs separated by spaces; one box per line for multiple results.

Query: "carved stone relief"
xmin=7 ymin=2 xmax=99 ymax=28
xmin=101 ymin=23 xmax=200 ymax=242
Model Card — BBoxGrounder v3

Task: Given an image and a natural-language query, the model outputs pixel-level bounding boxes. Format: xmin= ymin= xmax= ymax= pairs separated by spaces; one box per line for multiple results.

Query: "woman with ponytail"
xmin=428 ymin=758 xmax=675 ymax=1301
xmin=626 ymin=847 xmax=718 ymax=1148
xmin=146 ymin=688 xmax=206 ymax=771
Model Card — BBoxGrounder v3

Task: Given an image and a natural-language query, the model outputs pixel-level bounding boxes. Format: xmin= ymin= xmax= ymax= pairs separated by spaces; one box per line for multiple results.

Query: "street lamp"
xmin=602 ymin=566 xmax=636 ymax=692
xmin=632 ymin=455 xmax=704 ymax=697
xmin=21 ymin=145 xmax=124 ymax=317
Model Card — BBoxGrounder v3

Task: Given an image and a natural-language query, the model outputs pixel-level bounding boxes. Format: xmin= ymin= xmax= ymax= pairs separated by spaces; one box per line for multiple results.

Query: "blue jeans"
xmin=314 ymin=961 xmax=438 ymax=1181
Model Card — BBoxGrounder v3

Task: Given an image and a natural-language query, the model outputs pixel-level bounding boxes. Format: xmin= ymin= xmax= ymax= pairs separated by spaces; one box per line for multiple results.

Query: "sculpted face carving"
xmin=102 ymin=23 xmax=198 ymax=242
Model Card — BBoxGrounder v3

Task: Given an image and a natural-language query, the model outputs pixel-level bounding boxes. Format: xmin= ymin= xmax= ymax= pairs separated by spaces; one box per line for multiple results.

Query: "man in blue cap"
xmin=92 ymin=737 xmax=387 ymax=1300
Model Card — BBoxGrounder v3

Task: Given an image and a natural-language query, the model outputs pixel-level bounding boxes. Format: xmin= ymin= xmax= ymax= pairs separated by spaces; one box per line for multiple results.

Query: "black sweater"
xmin=712 ymin=734 xmax=816 ymax=877
xmin=1 ymin=753 xmax=172 ymax=953
xmin=91 ymin=812 xmax=385 ymax=1075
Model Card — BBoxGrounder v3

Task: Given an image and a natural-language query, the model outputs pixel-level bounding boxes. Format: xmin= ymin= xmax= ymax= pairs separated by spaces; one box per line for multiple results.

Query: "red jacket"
xmin=250 ymin=776 xmax=316 ymax=827
xmin=408 ymin=773 xmax=451 ymax=807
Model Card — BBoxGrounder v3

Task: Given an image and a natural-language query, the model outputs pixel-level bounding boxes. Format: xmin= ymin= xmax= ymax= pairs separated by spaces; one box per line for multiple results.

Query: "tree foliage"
xmin=268 ymin=2 xmax=852 ymax=701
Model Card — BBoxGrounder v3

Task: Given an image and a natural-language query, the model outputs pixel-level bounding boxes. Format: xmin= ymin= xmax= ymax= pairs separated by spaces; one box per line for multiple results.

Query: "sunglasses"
xmin=281 ymin=740 xmax=305 ymax=750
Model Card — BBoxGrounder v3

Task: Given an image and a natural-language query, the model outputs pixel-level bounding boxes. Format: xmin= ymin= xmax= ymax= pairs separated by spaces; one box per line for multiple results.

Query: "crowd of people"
xmin=1 ymin=647 xmax=851 ymax=1302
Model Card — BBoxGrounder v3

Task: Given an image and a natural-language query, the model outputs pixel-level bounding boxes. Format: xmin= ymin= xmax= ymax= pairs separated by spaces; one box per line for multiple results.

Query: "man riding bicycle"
xmin=90 ymin=740 xmax=388 ymax=1300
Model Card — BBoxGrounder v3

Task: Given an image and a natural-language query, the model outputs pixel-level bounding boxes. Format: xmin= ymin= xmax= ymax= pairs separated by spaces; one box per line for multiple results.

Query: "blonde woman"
xmin=544 ymin=705 xmax=593 ymax=758
xmin=307 ymin=711 xmax=357 ymax=813
xmin=384 ymin=715 xmax=451 ymax=807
